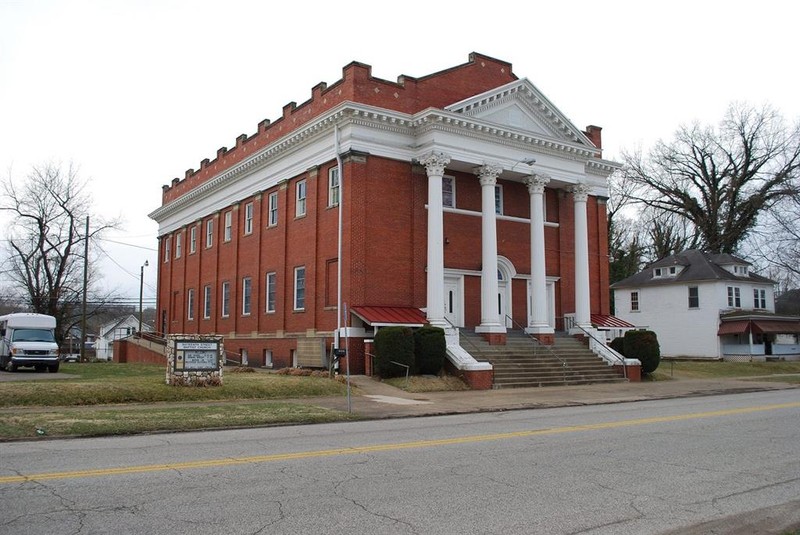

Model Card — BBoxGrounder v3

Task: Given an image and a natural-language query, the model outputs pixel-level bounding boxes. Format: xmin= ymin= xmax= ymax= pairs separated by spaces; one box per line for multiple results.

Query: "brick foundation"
xmin=615 ymin=363 xmax=641 ymax=382
xmin=444 ymin=359 xmax=493 ymax=390
xmin=532 ymin=333 xmax=555 ymax=345
xmin=481 ymin=332 xmax=507 ymax=345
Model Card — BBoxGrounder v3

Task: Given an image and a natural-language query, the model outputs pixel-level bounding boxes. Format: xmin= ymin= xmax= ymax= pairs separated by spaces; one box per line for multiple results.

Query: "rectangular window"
xmin=175 ymin=233 xmax=182 ymax=259
xmin=224 ymin=211 xmax=232 ymax=242
xmin=268 ymin=192 xmax=278 ymax=227
xmin=206 ymin=220 xmax=214 ymax=248
xmin=189 ymin=226 xmax=197 ymax=254
xmin=688 ymin=286 xmax=699 ymax=309
xmin=263 ymin=349 xmax=273 ymax=368
xmin=630 ymin=291 xmax=639 ymax=312
xmin=754 ymin=288 xmax=767 ymax=309
xmin=442 ymin=176 xmax=455 ymax=208
xmin=163 ymin=237 xmax=171 ymax=262
xmin=294 ymin=266 xmax=305 ymax=311
xmin=296 ymin=180 xmax=307 ymax=217
xmin=727 ymin=286 xmax=741 ymax=308
xmin=187 ymin=289 xmax=195 ymax=320
xmin=328 ymin=168 xmax=340 ymax=207
xmin=221 ymin=281 xmax=230 ymax=317
xmin=242 ymin=277 xmax=252 ymax=316
xmin=244 ymin=202 xmax=254 ymax=235
xmin=203 ymin=285 xmax=211 ymax=319
xmin=266 ymin=272 xmax=276 ymax=313
xmin=494 ymin=184 xmax=503 ymax=215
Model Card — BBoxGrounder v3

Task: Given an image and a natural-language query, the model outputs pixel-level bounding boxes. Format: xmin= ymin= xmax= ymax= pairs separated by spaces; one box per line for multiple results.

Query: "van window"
xmin=12 ymin=329 xmax=56 ymax=343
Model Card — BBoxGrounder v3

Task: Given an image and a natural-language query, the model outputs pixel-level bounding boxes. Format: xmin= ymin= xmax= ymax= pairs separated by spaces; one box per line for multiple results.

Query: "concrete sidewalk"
xmin=307 ymin=374 xmax=800 ymax=419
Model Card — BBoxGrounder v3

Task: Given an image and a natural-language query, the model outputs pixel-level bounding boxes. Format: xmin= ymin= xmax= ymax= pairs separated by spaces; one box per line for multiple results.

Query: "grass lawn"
xmin=384 ymin=375 xmax=470 ymax=393
xmin=650 ymin=360 xmax=800 ymax=381
xmin=0 ymin=363 xmax=356 ymax=439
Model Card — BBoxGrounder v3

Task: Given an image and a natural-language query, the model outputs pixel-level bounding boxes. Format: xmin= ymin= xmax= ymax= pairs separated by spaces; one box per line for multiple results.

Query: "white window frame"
xmin=221 ymin=281 xmax=230 ymax=318
xmin=206 ymin=220 xmax=214 ymax=248
xmin=688 ymin=286 xmax=699 ymax=309
xmin=296 ymin=180 xmax=307 ymax=217
xmin=242 ymin=277 xmax=252 ymax=316
xmin=175 ymin=232 xmax=182 ymax=259
xmin=266 ymin=272 xmax=276 ymax=313
xmin=203 ymin=285 xmax=211 ymax=319
xmin=328 ymin=168 xmax=340 ymax=207
xmin=244 ymin=202 xmax=254 ymax=235
xmin=494 ymin=184 xmax=503 ymax=215
xmin=754 ymin=288 xmax=767 ymax=309
xmin=163 ymin=237 xmax=171 ymax=262
xmin=630 ymin=291 xmax=639 ymax=312
xmin=224 ymin=211 xmax=232 ymax=242
xmin=294 ymin=266 xmax=306 ymax=311
xmin=189 ymin=226 xmax=197 ymax=254
xmin=268 ymin=192 xmax=278 ymax=227
xmin=187 ymin=288 xmax=195 ymax=320
xmin=442 ymin=175 xmax=455 ymax=208
xmin=727 ymin=286 xmax=741 ymax=308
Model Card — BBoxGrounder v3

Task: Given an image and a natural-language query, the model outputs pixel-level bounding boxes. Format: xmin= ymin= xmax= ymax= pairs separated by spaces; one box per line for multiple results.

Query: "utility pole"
xmin=80 ymin=216 xmax=89 ymax=363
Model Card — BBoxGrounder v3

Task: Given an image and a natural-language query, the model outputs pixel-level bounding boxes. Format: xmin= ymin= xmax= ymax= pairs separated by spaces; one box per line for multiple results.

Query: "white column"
xmin=572 ymin=183 xmax=592 ymax=329
xmin=475 ymin=163 xmax=505 ymax=334
xmin=419 ymin=151 xmax=450 ymax=328
xmin=525 ymin=174 xmax=553 ymax=335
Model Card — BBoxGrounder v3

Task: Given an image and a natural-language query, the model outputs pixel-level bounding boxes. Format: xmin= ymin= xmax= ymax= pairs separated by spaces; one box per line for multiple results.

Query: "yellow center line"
xmin=2 ymin=401 xmax=798 ymax=484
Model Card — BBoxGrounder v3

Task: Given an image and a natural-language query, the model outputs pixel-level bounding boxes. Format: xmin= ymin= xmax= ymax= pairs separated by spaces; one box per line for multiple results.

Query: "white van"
xmin=0 ymin=313 xmax=60 ymax=373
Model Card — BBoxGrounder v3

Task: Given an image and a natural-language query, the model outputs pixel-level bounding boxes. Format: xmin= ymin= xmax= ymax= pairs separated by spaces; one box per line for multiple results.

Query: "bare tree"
xmin=0 ymin=163 xmax=118 ymax=343
xmin=622 ymin=103 xmax=800 ymax=254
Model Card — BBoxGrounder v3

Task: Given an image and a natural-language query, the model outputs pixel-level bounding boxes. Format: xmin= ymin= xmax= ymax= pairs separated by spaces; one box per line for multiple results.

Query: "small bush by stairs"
xmin=459 ymin=330 xmax=626 ymax=389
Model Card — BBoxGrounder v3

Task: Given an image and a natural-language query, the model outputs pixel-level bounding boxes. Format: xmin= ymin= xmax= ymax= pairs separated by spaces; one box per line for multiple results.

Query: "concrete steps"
xmin=460 ymin=330 xmax=626 ymax=389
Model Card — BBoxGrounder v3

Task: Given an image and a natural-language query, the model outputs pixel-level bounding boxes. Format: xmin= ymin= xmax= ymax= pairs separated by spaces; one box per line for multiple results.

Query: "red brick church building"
xmin=149 ymin=53 xmax=618 ymax=387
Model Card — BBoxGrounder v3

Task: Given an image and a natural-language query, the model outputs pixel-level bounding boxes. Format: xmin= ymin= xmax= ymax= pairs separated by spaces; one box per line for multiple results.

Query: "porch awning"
xmin=751 ymin=320 xmax=800 ymax=334
xmin=717 ymin=320 xmax=751 ymax=335
xmin=591 ymin=314 xmax=635 ymax=328
xmin=351 ymin=306 xmax=428 ymax=327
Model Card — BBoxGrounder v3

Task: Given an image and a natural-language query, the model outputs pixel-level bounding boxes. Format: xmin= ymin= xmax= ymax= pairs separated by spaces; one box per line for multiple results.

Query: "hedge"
xmin=414 ymin=326 xmax=446 ymax=375
xmin=374 ymin=326 xmax=415 ymax=378
xmin=623 ymin=330 xmax=661 ymax=374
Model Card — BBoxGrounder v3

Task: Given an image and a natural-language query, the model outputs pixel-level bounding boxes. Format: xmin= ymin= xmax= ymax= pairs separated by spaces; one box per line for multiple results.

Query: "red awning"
xmin=751 ymin=320 xmax=800 ymax=334
xmin=717 ymin=320 xmax=751 ymax=335
xmin=591 ymin=314 xmax=635 ymax=328
xmin=351 ymin=306 xmax=428 ymax=327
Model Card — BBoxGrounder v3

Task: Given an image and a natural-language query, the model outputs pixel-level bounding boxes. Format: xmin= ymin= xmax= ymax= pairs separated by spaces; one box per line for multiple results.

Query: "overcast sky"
xmin=1 ymin=0 xmax=798 ymax=304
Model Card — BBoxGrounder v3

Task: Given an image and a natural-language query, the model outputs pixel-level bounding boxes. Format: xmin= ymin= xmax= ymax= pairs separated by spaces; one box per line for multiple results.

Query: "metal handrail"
xmin=504 ymin=315 xmax=571 ymax=383
xmin=571 ymin=322 xmax=628 ymax=379
xmin=443 ymin=317 xmax=484 ymax=359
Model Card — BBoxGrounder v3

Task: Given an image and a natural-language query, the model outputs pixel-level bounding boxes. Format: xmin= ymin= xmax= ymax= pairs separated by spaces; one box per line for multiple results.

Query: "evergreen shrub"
xmin=623 ymin=330 xmax=661 ymax=374
xmin=414 ymin=326 xmax=446 ymax=375
xmin=374 ymin=326 xmax=415 ymax=378
xmin=609 ymin=337 xmax=625 ymax=355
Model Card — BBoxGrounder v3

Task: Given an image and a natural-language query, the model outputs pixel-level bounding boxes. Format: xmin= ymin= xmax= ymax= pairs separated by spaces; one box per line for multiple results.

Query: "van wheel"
xmin=48 ymin=363 xmax=59 ymax=373
xmin=7 ymin=361 xmax=17 ymax=372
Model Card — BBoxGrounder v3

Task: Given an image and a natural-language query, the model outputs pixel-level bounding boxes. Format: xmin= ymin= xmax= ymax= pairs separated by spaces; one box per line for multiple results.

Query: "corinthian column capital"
xmin=418 ymin=151 xmax=451 ymax=177
xmin=474 ymin=163 xmax=503 ymax=187
xmin=570 ymin=182 xmax=591 ymax=202
xmin=525 ymin=174 xmax=551 ymax=195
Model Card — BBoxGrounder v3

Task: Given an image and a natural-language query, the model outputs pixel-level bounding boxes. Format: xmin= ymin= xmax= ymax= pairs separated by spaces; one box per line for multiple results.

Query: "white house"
xmin=612 ymin=250 xmax=800 ymax=360
xmin=95 ymin=314 xmax=153 ymax=361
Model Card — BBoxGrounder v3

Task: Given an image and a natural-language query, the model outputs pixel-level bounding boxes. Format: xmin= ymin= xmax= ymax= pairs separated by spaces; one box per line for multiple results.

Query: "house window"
xmin=242 ymin=277 xmax=252 ymax=316
xmin=688 ymin=286 xmax=699 ymax=309
xmin=654 ymin=267 xmax=663 ymax=277
xmin=630 ymin=291 xmax=639 ymax=312
xmin=294 ymin=266 xmax=305 ymax=311
xmin=224 ymin=211 xmax=232 ymax=242
xmin=189 ymin=226 xmax=197 ymax=254
xmin=203 ymin=285 xmax=211 ymax=319
xmin=244 ymin=202 xmax=254 ymax=235
xmin=296 ymin=180 xmax=307 ymax=217
xmin=494 ymin=184 xmax=503 ymax=215
xmin=669 ymin=266 xmax=677 ymax=275
xmin=206 ymin=220 xmax=214 ymax=248
xmin=266 ymin=272 xmax=276 ymax=313
xmin=175 ymin=233 xmax=182 ymax=259
xmin=754 ymin=288 xmax=767 ymax=309
xmin=727 ymin=286 xmax=741 ymax=308
xmin=163 ymin=237 xmax=171 ymax=262
xmin=442 ymin=176 xmax=455 ymax=208
xmin=328 ymin=168 xmax=340 ymax=207
xmin=187 ymin=289 xmax=195 ymax=320
xmin=268 ymin=192 xmax=278 ymax=227
xmin=221 ymin=281 xmax=230 ymax=317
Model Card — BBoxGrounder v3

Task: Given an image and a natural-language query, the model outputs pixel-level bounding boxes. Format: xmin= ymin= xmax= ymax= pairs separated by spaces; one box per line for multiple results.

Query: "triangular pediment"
xmin=445 ymin=78 xmax=595 ymax=148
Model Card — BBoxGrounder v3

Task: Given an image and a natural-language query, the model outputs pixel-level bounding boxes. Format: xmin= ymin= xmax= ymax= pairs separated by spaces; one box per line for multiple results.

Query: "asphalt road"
xmin=1 ymin=390 xmax=799 ymax=534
